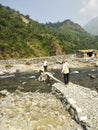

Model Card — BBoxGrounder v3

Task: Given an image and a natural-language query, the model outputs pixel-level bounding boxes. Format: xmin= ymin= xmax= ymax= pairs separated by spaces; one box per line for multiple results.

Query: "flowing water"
xmin=0 ymin=71 xmax=52 ymax=93
xmin=0 ymin=67 xmax=98 ymax=93
xmin=53 ymin=67 xmax=98 ymax=92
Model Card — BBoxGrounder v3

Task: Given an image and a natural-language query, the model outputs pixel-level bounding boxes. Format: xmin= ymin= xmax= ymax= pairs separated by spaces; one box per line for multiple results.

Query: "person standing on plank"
xmin=61 ymin=59 xmax=70 ymax=84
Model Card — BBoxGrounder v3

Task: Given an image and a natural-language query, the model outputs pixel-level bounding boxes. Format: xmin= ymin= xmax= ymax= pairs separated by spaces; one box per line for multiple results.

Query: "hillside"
xmin=0 ymin=4 xmax=63 ymax=59
xmin=0 ymin=4 xmax=98 ymax=60
xmin=84 ymin=16 xmax=98 ymax=36
xmin=46 ymin=20 xmax=98 ymax=52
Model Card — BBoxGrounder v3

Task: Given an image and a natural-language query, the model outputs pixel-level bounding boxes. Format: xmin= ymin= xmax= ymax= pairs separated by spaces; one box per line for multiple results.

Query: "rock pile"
xmin=52 ymin=82 xmax=98 ymax=130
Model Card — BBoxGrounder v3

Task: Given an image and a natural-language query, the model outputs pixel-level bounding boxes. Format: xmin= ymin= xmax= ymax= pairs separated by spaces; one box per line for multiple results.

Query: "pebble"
xmin=53 ymin=82 xmax=98 ymax=130
xmin=0 ymin=90 xmax=83 ymax=130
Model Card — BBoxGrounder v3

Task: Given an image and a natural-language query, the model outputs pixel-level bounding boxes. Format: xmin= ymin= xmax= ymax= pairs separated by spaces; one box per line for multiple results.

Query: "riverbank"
xmin=0 ymin=54 xmax=98 ymax=75
xmin=0 ymin=90 xmax=84 ymax=130
xmin=0 ymin=55 xmax=98 ymax=130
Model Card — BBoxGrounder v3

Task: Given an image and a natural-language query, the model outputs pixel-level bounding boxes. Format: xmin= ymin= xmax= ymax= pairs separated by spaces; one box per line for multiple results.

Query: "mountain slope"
xmin=84 ymin=16 xmax=98 ymax=35
xmin=0 ymin=4 xmax=63 ymax=59
xmin=46 ymin=20 xmax=96 ymax=51
xmin=0 ymin=4 xmax=98 ymax=60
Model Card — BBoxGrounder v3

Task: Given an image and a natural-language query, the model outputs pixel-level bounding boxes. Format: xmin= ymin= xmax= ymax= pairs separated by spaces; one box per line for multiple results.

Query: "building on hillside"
xmin=76 ymin=49 xmax=98 ymax=58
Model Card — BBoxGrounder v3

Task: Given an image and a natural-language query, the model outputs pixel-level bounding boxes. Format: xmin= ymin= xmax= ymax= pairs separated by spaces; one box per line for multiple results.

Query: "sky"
xmin=0 ymin=0 xmax=98 ymax=27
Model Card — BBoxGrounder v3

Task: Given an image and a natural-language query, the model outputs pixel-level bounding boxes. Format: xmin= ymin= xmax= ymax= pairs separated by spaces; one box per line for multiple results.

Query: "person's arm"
xmin=61 ymin=63 xmax=65 ymax=73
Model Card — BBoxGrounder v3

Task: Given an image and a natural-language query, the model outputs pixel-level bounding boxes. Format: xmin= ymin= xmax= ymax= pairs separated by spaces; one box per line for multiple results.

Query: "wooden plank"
xmin=46 ymin=72 xmax=62 ymax=83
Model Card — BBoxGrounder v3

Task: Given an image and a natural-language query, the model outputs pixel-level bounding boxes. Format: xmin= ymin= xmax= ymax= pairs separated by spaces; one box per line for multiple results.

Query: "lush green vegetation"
xmin=0 ymin=4 xmax=98 ymax=59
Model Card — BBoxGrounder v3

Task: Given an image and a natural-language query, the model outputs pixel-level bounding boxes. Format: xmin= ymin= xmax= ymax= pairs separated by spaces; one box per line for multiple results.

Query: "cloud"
xmin=80 ymin=0 xmax=98 ymax=14
xmin=79 ymin=0 xmax=98 ymax=25
xmin=81 ymin=0 xmax=89 ymax=6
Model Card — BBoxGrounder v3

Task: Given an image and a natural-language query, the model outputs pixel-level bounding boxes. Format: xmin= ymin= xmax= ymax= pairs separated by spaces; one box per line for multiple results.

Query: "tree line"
xmin=0 ymin=4 xmax=98 ymax=59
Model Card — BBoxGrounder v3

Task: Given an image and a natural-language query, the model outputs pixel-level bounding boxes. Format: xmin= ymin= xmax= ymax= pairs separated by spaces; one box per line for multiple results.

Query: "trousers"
xmin=44 ymin=66 xmax=47 ymax=72
xmin=63 ymin=73 xmax=69 ymax=84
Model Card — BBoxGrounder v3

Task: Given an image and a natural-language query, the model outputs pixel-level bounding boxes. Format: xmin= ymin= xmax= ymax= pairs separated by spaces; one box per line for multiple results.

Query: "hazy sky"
xmin=0 ymin=0 xmax=98 ymax=26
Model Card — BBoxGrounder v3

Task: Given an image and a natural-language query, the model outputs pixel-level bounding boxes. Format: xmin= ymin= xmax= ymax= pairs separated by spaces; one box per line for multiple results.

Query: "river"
xmin=0 ymin=67 xmax=98 ymax=93
xmin=0 ymin=67 xmax=98 ymax=130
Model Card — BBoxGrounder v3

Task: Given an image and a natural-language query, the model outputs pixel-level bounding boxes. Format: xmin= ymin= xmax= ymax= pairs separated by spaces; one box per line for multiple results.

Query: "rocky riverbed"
xmin=0 ymin=90 xmax=83 ymax=130
xmin=0 ymin=54 xmax=98 ymax=75
xmin=52 ymin=82 xmax=98 ymax=130
xmin=0 ymin=55 xmax=98 ymax=130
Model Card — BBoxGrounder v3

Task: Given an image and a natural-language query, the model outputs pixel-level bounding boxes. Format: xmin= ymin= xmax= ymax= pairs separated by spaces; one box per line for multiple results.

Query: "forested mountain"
xmin=84 ymin=16 xmax=98 ymax=35
xmin=46 ymin=20 xmax=98 ymax=52
xmin=0 ymin=4 xmax=98 ymax=59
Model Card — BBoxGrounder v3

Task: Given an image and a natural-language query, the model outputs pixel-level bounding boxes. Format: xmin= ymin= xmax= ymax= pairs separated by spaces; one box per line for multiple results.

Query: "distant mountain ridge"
xmin=84 ymin=16 xmax=98 ymax=35
xmin=0 ymin=4 xmax=98 ymax=59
